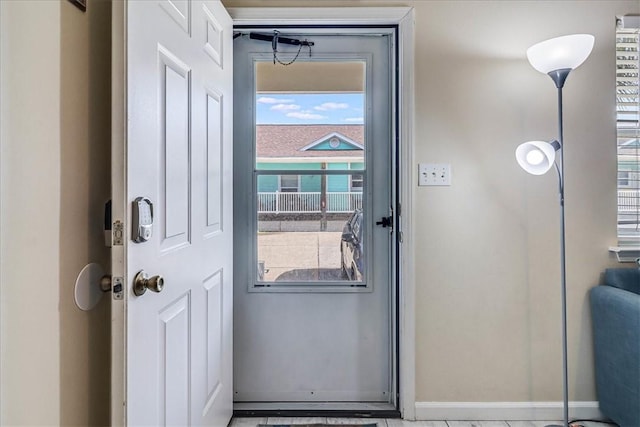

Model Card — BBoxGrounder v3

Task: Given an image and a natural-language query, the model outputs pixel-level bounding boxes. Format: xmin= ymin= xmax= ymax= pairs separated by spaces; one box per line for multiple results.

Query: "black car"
xmin=340 ymin=209 xmax=364 ymax=281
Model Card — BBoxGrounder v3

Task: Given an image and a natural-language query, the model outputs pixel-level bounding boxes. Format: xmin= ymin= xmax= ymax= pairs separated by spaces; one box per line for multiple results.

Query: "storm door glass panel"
xmin=254 ymin=60 xmax=367 ymax=285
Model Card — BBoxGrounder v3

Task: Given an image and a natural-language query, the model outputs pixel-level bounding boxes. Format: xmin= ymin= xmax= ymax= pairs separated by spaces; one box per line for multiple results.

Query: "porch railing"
xmin=257 ymin=191 xmax=363 ymax=213
xmin=257 ymin=190 xmax=639 ymax=214
xmin=619 ymin=189 xmax=640 ymax=212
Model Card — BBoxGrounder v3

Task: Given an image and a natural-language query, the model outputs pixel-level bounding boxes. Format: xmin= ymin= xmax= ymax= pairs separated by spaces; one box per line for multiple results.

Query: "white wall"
xmin=223 ymin=0 xmax=640 ymax=416
xmin=1 ymin=0 xmax=111 ymax=425
xmin=412 ymin=0 xmax=635 ymax=406
xmin=1 ymin=2 xmax=62 ymax=424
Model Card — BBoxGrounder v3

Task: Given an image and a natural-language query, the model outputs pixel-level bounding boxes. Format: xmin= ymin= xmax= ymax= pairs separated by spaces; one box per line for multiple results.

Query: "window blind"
xmin=616 ymin=21 xmax=640 ymax=243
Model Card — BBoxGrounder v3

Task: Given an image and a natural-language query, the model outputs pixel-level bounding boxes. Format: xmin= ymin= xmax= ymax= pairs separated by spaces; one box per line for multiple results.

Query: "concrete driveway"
xmin=257 ymin=231 xmax=343 ymax=281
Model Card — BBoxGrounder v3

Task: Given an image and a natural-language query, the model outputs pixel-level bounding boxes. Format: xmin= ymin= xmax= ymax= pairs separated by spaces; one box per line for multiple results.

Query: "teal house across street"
xmin=256 ymin=125 xmax=365 ymax=214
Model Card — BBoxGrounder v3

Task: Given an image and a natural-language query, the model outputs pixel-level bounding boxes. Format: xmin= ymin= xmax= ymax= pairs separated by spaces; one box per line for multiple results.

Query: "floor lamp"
xmin=515 ymin=34 xmax=595 ymax=427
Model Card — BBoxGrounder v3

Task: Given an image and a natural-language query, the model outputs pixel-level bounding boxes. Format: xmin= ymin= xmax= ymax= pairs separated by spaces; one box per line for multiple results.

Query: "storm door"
xmin=233 ymin=28 xmax=396 ymax=410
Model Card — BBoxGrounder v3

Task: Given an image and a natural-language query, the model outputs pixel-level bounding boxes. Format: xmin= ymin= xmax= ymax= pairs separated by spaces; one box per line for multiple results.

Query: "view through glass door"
xmin=233 ymin=28 xmax=397 ymax=410
xmin=255 ymin=61 xmax=367 ymax=284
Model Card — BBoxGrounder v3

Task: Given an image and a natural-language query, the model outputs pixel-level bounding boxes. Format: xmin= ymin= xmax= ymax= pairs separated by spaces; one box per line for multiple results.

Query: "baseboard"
xmin=414 ymin=401 xmax=603 ymax=421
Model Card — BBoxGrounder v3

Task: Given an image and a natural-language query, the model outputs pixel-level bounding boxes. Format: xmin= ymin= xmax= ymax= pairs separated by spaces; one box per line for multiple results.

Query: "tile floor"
xmin=229 ymin=418 xmax=615 ymax=427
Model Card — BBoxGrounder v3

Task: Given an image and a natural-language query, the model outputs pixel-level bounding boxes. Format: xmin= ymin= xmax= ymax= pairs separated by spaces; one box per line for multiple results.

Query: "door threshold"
xmin=233 ymin=402 xmax=400 ymax=418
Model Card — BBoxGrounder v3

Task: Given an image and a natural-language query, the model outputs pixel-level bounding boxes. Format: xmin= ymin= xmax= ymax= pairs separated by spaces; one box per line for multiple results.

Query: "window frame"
xmin=278 ymin=174 xmax=300 ymax=193
xmin=350 ymin=173 xmax=364 ymax=192
xmin=616 ymin=17 xmax=640 ymax=245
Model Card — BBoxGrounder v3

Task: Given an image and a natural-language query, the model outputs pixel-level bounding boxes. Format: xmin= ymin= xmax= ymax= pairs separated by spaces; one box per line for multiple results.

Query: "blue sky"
xmin=256 ymin=93 xmax=364 ymax=124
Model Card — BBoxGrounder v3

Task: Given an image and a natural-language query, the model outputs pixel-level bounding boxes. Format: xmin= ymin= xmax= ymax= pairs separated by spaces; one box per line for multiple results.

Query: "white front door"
xmin=111 ymin=1 xmax=233 ymax=425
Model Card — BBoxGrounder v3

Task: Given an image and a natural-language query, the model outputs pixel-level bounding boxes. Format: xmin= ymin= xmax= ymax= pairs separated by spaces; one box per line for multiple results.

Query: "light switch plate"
xmin=419 ymin=163 xmax=451 ymax=186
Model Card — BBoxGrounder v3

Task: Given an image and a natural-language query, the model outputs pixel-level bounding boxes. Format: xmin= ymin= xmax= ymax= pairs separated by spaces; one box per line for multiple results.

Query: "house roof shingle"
xmin=256 ymin=124 xmax=364 ymax=159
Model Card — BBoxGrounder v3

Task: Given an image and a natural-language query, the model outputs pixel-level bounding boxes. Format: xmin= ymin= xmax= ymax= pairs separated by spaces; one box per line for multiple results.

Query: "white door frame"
xmin=111 ymin=2 xmax=126 ymax=425
xmin=229 ymin=7 xmax=416 ymax=420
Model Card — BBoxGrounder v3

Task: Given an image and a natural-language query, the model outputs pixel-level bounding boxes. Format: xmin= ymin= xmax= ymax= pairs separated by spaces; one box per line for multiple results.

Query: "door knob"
xmin=133 ymin=270 xmax=164 ymax=296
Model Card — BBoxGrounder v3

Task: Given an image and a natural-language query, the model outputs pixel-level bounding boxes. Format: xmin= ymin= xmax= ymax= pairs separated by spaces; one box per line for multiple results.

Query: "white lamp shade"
xmin=516 ymin=140 xmax=557 ymax=175
xmin=526 ymin=34 xmax=595 ymax=74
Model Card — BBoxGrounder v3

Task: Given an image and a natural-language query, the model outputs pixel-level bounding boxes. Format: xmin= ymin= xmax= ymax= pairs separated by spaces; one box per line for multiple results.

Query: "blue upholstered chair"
xmin=590 ymin=267 xmax=640 ymax=427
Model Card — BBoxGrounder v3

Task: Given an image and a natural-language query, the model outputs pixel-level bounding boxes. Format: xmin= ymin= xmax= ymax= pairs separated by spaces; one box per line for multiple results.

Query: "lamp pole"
xmin=550 ymin=69 xmax=570 ymax=427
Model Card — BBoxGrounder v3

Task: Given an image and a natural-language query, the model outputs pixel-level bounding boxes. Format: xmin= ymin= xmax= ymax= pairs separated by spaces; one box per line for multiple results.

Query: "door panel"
xmin=233 ymin=31 xmax=394 ymax=405
xmin=160 ymin=295 xmax=190 ymax=426
xmin=204 ymin=8 xmax=224 ymax=67
xmin=206 ymin=90 xmax=223 ymax=234
xmin=112 ymin=1 xmax=233 ymax=425
xmin=160 ymin=0 xmax=191 ymax=33
xmin=204 ymin=271 xmax=224 ymax=401
xmin=159 ymin=46 xmax=191 ymax=248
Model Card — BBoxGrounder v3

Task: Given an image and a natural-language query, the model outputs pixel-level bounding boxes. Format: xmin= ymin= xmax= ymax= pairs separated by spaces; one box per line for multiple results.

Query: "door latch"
xmin=376 ymin=216 xmax=393 ymax=228
xmin=100 ymin=275 xmax=124 ymax=300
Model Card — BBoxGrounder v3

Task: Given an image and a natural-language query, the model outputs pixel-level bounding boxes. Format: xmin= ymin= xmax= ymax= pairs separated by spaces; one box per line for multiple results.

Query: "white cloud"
xmin=314 ymin=102 xmax=349 ymax=111
xmin=286 ymin=112 xmax=327 ymax=120
xmin=344 ymin=117 xmax=364 ymax=123
xmin=271 ymin=103 xmax=301 ymax=111
xmin=257 ymin=96 xmax=294 ymax=104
